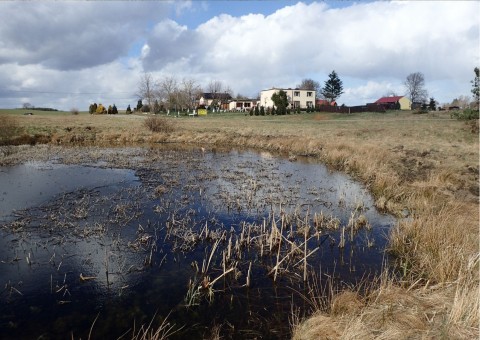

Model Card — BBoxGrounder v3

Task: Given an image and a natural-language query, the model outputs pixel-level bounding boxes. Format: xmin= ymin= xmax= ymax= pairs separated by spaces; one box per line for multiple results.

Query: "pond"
xmin=0 ymin=146 xmax=395 ymax=339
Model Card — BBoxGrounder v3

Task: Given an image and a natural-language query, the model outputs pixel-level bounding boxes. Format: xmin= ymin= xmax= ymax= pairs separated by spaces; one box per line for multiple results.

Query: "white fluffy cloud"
xmin=141 ymin=1 xmax=478 ymax=103
xmin=0 ymin=1 xmax=478 ymax=109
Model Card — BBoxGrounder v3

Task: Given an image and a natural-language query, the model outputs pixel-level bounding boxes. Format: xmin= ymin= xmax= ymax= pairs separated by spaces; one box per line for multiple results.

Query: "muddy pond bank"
xmin=0 ymin=145 xmax=395 ymax=339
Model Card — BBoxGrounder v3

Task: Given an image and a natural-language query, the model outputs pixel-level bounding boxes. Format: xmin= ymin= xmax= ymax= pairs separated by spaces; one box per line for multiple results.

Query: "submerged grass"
xmin=1 ymin=110 xmax=478 ymax=338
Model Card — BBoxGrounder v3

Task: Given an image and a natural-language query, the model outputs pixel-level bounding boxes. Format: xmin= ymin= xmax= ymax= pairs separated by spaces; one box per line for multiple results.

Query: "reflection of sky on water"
xmin=0 ymin=148 xmax=396 ymax=339
xmin=0 ymin=162 xmax=138 ymax=221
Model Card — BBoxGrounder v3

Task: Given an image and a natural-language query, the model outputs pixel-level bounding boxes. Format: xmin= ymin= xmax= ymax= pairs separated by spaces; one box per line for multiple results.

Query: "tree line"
xmin=88 ymin=103 xmax=118 ymax=114
xmin=136 ymin=74 xmax=233 ymax=114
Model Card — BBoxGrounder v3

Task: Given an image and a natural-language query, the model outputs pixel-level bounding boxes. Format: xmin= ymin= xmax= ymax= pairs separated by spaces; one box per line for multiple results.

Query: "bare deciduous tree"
xmin=136 ymin=73 xmax=157 ymax=112
xmin=179 ymin=78 xmax=201 ymax=111
xmin=158 ymin=76 xmax=178 ymax=112
xmin=297 ymin=78 xmax=320 ymax=98
xmin=207 ymin=80 xmax=224 ymax=97
xmin=450 ymin=95 xmax=471 ymax=109
xmin=404 ymin=72 xmax=428 ymax=104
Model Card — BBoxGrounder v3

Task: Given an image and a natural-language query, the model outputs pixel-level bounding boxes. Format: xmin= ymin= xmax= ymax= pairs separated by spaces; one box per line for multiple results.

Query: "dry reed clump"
xmin=293 ymin=263 xmax=480 ymax=340
xmin=143 ymin=115 xmax=175 ymax=133
xmin=389 ymin=202 xmax=477 ymax=283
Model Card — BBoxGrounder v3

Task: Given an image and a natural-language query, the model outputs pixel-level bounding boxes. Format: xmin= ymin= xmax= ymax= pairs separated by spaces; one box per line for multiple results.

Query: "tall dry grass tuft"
xmin=448 ymin=254 xmax=479 ymax=333
xmin=143 ymin=116 xmax=175 ymax=133
xmin=0 ymin=114 xmax=19 ymax=145
xmin=293 ymin=267 xmax=479 ymax=339
xmin=389 ymin=202 xmax=477 ymax=283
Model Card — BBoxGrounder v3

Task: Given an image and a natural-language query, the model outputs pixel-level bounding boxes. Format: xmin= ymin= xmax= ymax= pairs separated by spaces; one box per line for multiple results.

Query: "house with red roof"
xmin=316 ymin=99 xmax=337 ymax=106
xmin=375 ymin=96 xmax=411 ymax=110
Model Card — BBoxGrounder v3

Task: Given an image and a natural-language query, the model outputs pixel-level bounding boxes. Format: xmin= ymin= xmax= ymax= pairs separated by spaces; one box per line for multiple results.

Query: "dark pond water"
xmin=0 ymin=147 xmax=395 ymax=339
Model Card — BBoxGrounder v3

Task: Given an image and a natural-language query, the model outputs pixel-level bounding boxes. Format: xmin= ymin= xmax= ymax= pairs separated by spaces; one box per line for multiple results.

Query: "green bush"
xmin=451 ymin=108 xmax=479 ymax=120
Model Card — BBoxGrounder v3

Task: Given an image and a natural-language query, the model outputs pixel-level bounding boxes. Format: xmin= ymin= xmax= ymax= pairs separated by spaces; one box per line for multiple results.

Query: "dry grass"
xmin=293 ymin=258 xmax=479 ymax=340
xmin=143 ymin=115 xmax=175 ymax=133
xmin=1 ymin=110 xmax=478 ymax=339
xmin=0 ymin=114 xmax=19 ymax=145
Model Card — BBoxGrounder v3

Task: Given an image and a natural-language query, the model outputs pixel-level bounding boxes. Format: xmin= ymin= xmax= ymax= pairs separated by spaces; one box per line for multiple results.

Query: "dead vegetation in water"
xmin=1 ymin=146 xmax=385 ymax=338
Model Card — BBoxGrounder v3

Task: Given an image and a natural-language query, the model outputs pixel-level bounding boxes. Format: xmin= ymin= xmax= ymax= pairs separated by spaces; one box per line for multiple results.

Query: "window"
xmin=294 ymin=91 xmax=300 ymax=97
xmin=306 ymin=101 xmax=313 ymax=108
xmin=307 ymin=92 xmax=312 ymax=97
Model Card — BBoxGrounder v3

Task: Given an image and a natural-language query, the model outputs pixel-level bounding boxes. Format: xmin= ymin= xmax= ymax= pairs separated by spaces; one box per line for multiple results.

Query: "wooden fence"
xmin=316 ymin=103 xmax=386 ymax=113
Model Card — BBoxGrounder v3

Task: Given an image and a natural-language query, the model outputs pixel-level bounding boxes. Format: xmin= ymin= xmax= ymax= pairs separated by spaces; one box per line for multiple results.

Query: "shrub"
xmin=70 ymin=108 xmax=79 ymax=115
xmin=126 ymin=105 xmax=132 ymax=114
xmin=143 ymin=116 xmax=175 ymax=133
xmin=260 ymin=106 xmax=265 ymax=116
xmin=451 ymin=108 xmax=479 ymax=120
xmin=141 ymin=104 xmax=150 ymax=113
xmin=96 ymin=103 xmax=106 ymax=114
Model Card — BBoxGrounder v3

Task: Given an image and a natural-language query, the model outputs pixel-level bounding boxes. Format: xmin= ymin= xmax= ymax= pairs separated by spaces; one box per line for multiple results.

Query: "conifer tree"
xmin=321 ymin=70 xmax=344 ymax=103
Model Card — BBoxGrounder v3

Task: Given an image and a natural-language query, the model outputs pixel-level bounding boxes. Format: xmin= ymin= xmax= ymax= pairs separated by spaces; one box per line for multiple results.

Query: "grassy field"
xmin=1 ymin=109 xmax=478 ymax=339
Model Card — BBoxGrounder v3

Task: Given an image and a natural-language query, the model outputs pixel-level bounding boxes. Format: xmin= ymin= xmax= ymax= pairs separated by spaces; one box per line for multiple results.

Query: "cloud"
xmin=0 ymin=59 xmax=143 ymax=110
xmin=0 ymin=2 xmax=169 ymax=70
xmin=0 ymin=1 xmax=478 ymax=109
xmin=141 ymin=1 xmax=478 ymax=101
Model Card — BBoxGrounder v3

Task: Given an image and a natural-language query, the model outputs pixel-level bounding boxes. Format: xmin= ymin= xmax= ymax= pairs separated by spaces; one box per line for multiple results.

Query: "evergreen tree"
xmin=89 ymin=103 xmax=95 ymax=114
xmin=321 ymin=70 xmax=344 ymax=103
xmin=472 ymin=67 xmax=479 ymax=107
xmin=107 ymin=105 xmax=113 ymax=115
xmin=260 ymin=106 xmax=265 ymax=116
xmin=254 ymin=105 xmax=259 ymax=116
xmin=271 ymin=106 xmax=276 ymax=115
xmin=271 ymin=90 xmax=288 ymax=115
xmin=136 ymin=99 xmax=143 ymax=111
xmin=428 ymin=97 xmax=436 ymax=111
xmin=112 ymin=104 xmax=118 ymax=114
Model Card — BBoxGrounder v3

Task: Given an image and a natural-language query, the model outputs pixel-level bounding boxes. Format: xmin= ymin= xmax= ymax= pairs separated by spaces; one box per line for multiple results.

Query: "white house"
xmin=228 ymin=99 xmax=257 ymax=111
xmin=260 ymin=88 xmax=315 ymax=109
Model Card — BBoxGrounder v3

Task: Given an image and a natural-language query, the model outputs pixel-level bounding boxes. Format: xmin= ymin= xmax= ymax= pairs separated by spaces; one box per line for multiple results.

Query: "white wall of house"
xmin=228 ymin=100 xmax=256 ymax=111
xmin=260 ymin=88 xmax=315 ymax=109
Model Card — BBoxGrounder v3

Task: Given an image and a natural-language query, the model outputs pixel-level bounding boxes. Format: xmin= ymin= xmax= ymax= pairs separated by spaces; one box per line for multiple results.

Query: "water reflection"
xmin=0 ymin=147 xmax=395 ymax=339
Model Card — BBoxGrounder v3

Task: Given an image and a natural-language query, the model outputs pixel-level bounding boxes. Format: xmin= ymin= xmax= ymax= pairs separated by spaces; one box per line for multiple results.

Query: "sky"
xmin=0 ymin=0 xmax=478 ymax=110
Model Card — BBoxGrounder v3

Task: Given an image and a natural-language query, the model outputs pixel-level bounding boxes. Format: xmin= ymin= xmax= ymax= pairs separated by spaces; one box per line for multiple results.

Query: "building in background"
xmin=260 ymin=88 xmax=315 ymax=109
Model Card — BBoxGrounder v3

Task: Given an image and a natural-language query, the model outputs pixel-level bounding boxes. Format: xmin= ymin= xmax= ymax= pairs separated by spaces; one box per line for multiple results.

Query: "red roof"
xmin=375 ymin=96 xmax=404 ymax=104
xmin=316 ymin=99 xmax=337 ymax=106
